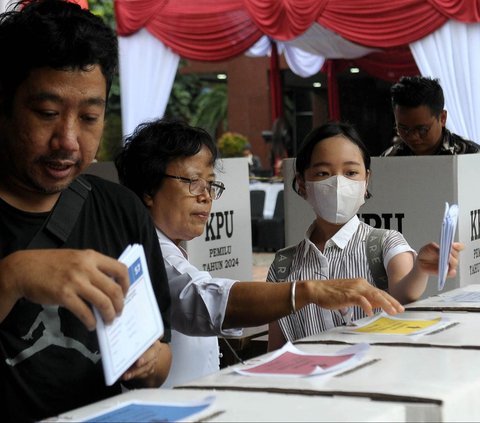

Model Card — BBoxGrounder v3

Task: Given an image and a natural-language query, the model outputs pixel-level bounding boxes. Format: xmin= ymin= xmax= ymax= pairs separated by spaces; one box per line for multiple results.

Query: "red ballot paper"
xmin=235 ymin=342 xmax=368 ymax=377
xmin=243 ymin=351 xmax=354 ymax=375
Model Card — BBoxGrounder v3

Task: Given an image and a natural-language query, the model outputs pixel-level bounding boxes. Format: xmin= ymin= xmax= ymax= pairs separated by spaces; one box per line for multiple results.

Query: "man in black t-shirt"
xmin=0 ymin=1 xmax=171 ymax=421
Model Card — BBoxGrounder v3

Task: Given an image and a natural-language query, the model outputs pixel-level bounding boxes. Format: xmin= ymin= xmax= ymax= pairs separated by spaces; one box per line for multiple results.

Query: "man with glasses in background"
xmin=381 ymin=76 xmax=479 ymax=156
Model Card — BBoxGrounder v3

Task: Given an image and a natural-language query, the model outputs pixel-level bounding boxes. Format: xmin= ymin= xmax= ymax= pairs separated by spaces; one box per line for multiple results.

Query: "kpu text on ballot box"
xmin=283 ymin=154 xmax=480 ymax=299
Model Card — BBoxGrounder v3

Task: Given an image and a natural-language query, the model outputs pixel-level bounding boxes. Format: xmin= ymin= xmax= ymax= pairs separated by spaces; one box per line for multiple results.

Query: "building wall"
xmin=180 ymin=55 xmax=288 ymax=171
xmin=180 ymin=56 xmax=395 ymax=167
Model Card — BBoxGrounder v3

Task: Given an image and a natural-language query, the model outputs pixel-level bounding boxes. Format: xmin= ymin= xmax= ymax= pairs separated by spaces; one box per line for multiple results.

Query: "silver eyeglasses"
xmin=395 ymin=122 xmax=434 ymax=138
xmin=163 ymin=174 xmax=225 ymax=200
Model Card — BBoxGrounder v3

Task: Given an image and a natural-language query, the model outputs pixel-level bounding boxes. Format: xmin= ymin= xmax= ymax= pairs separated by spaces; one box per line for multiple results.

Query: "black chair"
xmin=250 ymin=190 xmax=266 ymax=249
xmin=256 ymin=190 xmax=285 ymax=251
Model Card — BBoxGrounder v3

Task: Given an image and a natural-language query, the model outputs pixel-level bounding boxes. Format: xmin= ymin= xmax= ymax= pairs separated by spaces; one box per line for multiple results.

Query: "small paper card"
xmin=438 ymin=202 xmax=459 ymax=291
xmin=95 ymin=244 xmax=164 ymax=385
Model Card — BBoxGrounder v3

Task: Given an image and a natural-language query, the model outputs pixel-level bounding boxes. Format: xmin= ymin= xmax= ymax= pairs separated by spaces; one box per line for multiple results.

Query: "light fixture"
xmin=216 ymin=73 xmax=227 ymax=80
xmin=313 ymin=82 xmax=322 ymax=88
xmin=349 ymin=67 xmax=360 ymax=74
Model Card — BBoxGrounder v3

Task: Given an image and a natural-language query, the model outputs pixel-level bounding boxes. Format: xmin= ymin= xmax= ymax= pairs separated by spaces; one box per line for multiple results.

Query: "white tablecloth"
xmin=249 ymin=182 xmax=284 ymax=219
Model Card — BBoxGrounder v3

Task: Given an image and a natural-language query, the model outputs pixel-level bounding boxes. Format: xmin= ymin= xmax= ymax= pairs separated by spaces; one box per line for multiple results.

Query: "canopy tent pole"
xmin=326 ymin=59 xmax=340 ymax=121
xmin=269 ymin=41 xmax=283 ymax=123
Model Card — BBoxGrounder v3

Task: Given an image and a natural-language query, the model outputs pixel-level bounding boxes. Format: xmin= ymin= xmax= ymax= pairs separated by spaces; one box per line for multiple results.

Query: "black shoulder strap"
xmin=27 ymin=176 xmax=92 ymax=249
xmin=365 ymin=228 xmax=389 ymax=291
xmin=271 ymin=245 xmax=296 ymax=281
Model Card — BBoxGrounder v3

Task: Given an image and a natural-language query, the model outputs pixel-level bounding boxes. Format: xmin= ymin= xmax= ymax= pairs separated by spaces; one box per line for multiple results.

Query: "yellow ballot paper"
xmin=349 ymin=313 xmax=449 ymax=336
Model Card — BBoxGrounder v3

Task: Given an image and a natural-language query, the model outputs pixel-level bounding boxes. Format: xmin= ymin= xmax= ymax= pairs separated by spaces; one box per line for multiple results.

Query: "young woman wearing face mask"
xmin=267 ymin=122 xmax=464 ymax=351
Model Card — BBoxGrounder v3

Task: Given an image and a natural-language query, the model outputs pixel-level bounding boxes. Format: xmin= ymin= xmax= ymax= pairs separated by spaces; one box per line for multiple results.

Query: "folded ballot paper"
xmin=438 ymin=202 xmax=459 ymax=291
xmin=94 ymin=244 xmax=164 ymax=386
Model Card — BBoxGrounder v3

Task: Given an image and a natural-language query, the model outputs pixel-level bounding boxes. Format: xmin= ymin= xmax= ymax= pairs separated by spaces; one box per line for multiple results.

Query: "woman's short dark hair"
xmin=115 ymin=118 xmax=218 ymax=204
xmin=294 ymin=122 xmax=371 ymax=195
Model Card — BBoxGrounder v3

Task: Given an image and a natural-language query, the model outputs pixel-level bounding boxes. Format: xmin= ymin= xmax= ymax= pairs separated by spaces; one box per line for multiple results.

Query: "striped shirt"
xmin=267 ymin=215 xmax=415 ymax=342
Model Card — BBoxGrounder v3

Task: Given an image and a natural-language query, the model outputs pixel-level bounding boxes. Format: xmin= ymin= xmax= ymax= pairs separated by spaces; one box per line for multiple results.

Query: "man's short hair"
xmin=391 ymin=75 xmax=444 ymax=117
xmin=0 ymin=0 xmax=118 ymax=114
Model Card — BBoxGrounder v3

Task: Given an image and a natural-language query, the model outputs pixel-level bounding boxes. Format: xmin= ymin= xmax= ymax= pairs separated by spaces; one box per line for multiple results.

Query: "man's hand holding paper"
xmin=94 ymin=244 xmax=165 ymax=386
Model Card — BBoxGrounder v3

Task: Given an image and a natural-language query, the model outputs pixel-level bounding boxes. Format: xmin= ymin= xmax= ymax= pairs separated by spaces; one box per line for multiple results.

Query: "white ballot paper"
xmin=94 ymin=244 xmax=164 ymax=386
xmin=438 ymin=202 xmax=459 ymax=291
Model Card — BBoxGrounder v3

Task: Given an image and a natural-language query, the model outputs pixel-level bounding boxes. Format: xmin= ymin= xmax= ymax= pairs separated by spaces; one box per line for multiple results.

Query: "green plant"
xmin=217 ymin=132 xmax=248 ymax=158
xmin=89 ymin=0 xmax=122 ymax=161
xmin=165 ymin=67 xmax=203 ymax=122
xmin=191 ymin=84 xmax=228 ymax=137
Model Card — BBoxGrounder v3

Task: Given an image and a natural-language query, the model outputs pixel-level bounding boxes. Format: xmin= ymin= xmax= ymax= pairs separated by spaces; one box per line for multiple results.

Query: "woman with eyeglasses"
xmin=115 ymin=118 xmax=406 ymax=387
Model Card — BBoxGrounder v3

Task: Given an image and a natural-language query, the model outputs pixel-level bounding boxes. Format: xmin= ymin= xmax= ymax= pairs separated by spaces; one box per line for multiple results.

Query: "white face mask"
xmin=305 ymin=175 xmax=366 ymax=224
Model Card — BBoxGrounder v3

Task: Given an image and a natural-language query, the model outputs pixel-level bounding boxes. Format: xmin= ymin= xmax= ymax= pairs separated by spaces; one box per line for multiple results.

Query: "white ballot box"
xmin=406 ymin=284 xmax=480 ymax=311
xmin=178 ymin=343 xmax=480 ymax=422
xmin=295 ymin=310 xmax=480 ymax=349
xmin=283 ymin=155 xmax=480 ymax=299
xmin=185 ymin=157 xmax=253 ymax=281
xmin=45 ymin=387 xmax=406 ymax=422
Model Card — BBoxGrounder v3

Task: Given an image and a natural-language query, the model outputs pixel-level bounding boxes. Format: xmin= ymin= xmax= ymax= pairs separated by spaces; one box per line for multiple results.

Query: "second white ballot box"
xmin=283 ymin=154 xmax=480 ymax=299
xmin=45 ymin=387 xmax=406 ymax=422
xmin=178 ymin=343 xmax=480 ymax=422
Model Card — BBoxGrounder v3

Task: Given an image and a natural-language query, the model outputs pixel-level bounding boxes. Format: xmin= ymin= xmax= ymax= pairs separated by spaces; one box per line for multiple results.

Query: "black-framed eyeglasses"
xmin=395 ymin=122 xmax=434 ymax=138
xmin=163 ymin=174 xmax=225 ymax=200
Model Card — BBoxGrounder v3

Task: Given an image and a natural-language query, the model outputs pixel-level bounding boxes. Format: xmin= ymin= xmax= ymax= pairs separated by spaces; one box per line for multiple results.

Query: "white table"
xmin=405 ymin=284 xmax=480 ymax=312
xmin=45 ymin=387 xmax=405 ymax=422
xmin=294 ymin=310 xmax=480 ymax=349
xmin=179 ymin=343 xmax=480 ymax=422
xmin=249 ymin=181 xmax=284 ymax=219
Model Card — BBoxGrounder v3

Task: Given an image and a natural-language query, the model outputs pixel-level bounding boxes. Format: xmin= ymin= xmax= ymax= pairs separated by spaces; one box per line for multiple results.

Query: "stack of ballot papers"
xmin=341 ymin=312 xmax=454 ymax=337
xmin=234 ymin=342 xmax=369 ymax=377
xmin=94 ymin=244 xmax=164 ymax=386
xmin=438 ymin=202 xmax=458 ymax=291
xmin=70 ymin=396 xmax=216 ymax=423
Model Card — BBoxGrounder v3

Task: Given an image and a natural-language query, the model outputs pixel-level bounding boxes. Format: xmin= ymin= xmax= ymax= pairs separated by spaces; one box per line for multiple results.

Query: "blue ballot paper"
xmin=438 ymin=202 xmax=459 ymax=291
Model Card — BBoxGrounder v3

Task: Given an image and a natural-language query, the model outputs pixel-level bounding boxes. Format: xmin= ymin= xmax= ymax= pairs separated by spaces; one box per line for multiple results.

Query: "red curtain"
xmin=243 ymin=0 xmax=329 ymax=41
xmin=114 ymin=0 xmax=479 ymax=123
xmin=115 ymin=0 xmax=263 ymax=61
xmin=341 ymin=46 xmax=420 ymax=83
xmin=115 ymin=0 xmax=480 ymax=59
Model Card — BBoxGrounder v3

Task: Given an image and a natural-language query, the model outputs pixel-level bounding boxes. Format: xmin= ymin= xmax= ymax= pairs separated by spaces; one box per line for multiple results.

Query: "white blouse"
xmin=267 ymin=216 xmax=415 ymax=342
xmin=156 ymin=229 xmax=242 ymax=387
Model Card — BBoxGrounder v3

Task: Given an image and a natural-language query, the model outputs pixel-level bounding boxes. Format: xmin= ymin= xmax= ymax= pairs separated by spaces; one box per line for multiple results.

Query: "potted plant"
xmin=217 ymin=131 xmax=249 ymax=158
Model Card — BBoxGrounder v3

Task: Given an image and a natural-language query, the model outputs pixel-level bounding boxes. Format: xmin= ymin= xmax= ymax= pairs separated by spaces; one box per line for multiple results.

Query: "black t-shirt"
xmin=0 ymin=174 xmax=171 ymax=422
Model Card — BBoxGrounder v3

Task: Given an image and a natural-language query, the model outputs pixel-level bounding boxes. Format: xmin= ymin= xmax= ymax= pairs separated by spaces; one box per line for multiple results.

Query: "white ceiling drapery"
xmin=119 ymin=19 xmax=480 ymax=146
xmin=119 ymin=28 xmax=179 ymax=138
xmin=411 ymin=20 xmax=480 ymax=144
